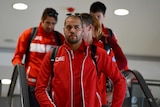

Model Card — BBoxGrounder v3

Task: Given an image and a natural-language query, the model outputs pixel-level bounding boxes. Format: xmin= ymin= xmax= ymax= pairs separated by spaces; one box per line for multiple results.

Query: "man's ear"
xmin=89 ymin=24 xmax=94 ymax=31
xmin=41 ymin=19 xmax=44 ymax=23
xmin=63 ymin=27 xmax=65 ymax=33
xmin=81 ymin=27 xmax=85 ymax=33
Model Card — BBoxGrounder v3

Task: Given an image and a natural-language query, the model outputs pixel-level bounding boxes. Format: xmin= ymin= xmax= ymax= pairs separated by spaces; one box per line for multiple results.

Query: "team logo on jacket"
xmin=55 ymin=56 xmax=65 ymax=62
xmin=34 ymin=36 xmax=42 ymax=41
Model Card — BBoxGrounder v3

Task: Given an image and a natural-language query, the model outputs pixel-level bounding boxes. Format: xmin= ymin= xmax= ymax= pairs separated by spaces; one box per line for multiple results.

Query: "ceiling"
xmin=1 ymin=0 xmax=160 ymax=96
xmin=1 ymin=0 xmax=160 ymax=56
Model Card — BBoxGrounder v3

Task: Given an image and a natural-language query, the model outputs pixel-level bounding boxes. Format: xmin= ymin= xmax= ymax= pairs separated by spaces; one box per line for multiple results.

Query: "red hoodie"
xmin=35 ymin=40 xmax=126 ymax=107
xmin=12 ymin=23 xmax=65 ymax=86
xmin=102 ymin=24 xmax=128 ymax=70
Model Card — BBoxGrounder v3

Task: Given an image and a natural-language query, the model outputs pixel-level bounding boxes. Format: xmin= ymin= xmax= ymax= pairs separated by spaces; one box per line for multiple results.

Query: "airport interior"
xmin=0 ymin=0 xmax=160 ymax=107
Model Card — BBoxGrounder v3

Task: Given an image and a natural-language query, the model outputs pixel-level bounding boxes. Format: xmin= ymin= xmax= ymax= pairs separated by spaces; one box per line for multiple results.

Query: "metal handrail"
xmin=123 ymin=70 xmax=158 ymax=107
xmin=7 ymin=64 xmax=30 ymax=107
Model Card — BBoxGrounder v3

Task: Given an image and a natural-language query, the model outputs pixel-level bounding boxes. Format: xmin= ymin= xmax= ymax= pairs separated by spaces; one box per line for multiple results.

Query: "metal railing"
xmin=7 ymin=64 xmax=30 ymax=107
xmin=123 ymin=70 xmax=159 ymax=107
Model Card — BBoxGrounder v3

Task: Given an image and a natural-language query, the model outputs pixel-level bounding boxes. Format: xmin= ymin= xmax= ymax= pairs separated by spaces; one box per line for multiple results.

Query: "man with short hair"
xmin=90 ymin=1 xmax=129 ymax=71
xmin=12 ymin=8 xmax=65 ymax=107
xmin=35 ymin=14 xmax=126 ymax=107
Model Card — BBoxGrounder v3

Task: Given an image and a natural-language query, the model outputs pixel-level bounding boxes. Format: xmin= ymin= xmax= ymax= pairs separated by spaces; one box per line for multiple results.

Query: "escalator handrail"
xmin=123 ymin=70 xmax=158 ymax=107
xmin=7 ymin=65 xmax=18 ymax=96
xmin=7 ymin=64 xmax=30 ymax=107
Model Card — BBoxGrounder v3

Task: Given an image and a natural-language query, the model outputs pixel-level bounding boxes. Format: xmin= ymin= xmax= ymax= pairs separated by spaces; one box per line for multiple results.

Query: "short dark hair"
xmin=80 ymin=13 xmax=102 ymax=39
xmin=90 ymin=1 xmax=106 ymax=15
xmin=81 ymin=13 xmax=94 ymax=27
xmin=41 ymin=8 xmax=58 ymax=21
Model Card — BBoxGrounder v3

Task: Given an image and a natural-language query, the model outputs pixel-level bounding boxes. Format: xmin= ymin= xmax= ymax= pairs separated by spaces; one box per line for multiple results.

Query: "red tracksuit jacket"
xmin=35 ymin=40 xmax=126 ymax=107
xmin=102 ymin=24 xmax=128 ymax=70
xmin=93 ymin=28 xmax=129 ymax=105
xmin=12 ymin=23 xmax=65 ymax=86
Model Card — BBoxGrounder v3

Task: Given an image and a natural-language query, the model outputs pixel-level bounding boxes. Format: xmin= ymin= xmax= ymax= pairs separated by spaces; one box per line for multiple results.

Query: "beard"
xmin=66 ymin=36 xmax=80 ymax=44
xmin=65 ymin=32 xmax=82 ymax=44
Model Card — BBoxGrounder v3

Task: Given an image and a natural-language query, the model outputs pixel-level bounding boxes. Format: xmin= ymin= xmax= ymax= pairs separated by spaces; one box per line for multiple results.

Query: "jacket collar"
xmin=38 ymin=22 xmax=54 ymax=35
xmin=63 ymin=39 xmax=88 ymax=52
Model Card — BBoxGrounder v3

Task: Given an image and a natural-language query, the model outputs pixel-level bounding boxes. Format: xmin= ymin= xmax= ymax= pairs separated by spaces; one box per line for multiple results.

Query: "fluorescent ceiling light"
xmin=114 ymin=9 xmax=129 ymax=16
xmin=1 ymin=79 xmax=11 ymax=85
xmin=13 ymin=3 xmax=28 ymax=10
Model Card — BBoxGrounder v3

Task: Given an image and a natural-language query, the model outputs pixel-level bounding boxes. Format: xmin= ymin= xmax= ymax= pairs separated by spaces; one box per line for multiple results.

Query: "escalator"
xmin=0 ymin=64 xmax=30 ymax=107
xmin=122 ymin=70 xmax=160 ymax=107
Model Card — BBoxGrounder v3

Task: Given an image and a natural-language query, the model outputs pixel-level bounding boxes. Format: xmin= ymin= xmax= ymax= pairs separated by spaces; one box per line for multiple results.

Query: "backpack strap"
xmin=91 ymin=45 xmax=98 ymax=74
xmin=91 ymin=45 xmax=113 ymax=93
xmin=50 ymin=46 xmax=59 ymax=77
xmin=48 ymin=46 xmax=59 ymax=100
xmin=25 ymin=27 xmax=38 ymax=64
xmin=54 ymin=31 xmax=61 ymax=46
xmin=100 ymin=28 xmax=113 ymax=52
xmin=107 ymin=28 xmax=113 ymax=37
xmin=106 ymin=28 xmax=114 ymax=92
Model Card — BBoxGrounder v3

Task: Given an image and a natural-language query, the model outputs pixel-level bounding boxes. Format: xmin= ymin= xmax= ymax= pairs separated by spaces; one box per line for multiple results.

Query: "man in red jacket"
xmin=35 ymin=14 xmax=126 ymax=107
xmin=90 ymin=2 xmax=129 ymax=105
xmin=12 ymin=8 xmax=65 ymax=107
xmin=90 ymin=1 xmax=129 ymax=71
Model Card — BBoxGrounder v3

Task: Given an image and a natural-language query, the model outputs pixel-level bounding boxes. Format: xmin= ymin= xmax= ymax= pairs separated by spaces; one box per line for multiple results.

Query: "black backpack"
xmin=100 ymin=28 xmax=114 ymax=92
xmin=24 ymin=27 xmax=61 ymax=64
xmin=100 ymin=28 xmax=113 ymax=51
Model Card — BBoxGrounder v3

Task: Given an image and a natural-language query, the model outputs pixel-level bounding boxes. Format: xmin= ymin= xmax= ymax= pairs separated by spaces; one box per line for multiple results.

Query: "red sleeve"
xmin=97 ymin=47 xmax=126 ymax=107
xmin=12 ymin=28 xmax=32 ymax=66
xmin=35 ymin=51 xmax=56 ymax=107
xmin=107 ymin=36 xmax=128 ymax=70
